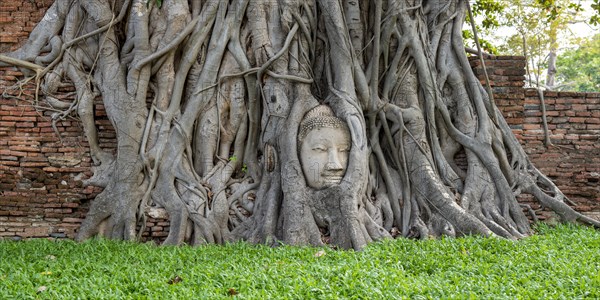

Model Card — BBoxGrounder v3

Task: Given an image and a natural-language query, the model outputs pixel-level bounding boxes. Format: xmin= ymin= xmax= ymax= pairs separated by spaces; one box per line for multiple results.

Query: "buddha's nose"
xmin=325 ymin=150 xmax=343 ymax=171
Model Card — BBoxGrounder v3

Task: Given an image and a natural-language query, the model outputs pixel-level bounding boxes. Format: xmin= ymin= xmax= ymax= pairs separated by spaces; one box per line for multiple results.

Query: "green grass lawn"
xmin=1 ymin=224 xmax=599 ymax=299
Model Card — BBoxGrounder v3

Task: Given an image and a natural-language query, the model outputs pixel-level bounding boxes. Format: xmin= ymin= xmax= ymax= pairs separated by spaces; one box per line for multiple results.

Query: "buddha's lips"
xmin=322 ymin=174 xmax=344 ymax=183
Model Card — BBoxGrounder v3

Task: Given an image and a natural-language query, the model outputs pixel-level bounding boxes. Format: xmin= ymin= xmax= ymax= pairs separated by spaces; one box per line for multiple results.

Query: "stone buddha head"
xmin=298 ymin=105 xmax=351 ymax=189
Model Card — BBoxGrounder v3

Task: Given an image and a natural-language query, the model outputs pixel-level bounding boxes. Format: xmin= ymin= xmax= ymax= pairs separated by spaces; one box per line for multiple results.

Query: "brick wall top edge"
xmin=558 ymin=91 xmax=586 ymax=97
xmin=523 ymin=89 xmax=600 ymax=98
xmin=468 ymin=55 xmax=526 ymax=61
xmin=496 ymin=55 xmax=526 ymax=60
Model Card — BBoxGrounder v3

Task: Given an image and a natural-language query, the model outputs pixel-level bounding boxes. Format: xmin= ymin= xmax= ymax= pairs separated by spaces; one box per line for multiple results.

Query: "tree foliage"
xmin=462 ymin=0 xmax=507 ymax=54
xmin=467 ymin=0 xmax=597 ymax=89
xmin=556 ymin=34 xmax=600 ymax=91
xmin=592 ymin=0 xmax=600 ymax=25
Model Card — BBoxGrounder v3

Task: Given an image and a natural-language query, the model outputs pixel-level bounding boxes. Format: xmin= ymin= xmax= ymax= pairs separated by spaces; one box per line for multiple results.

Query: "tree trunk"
xmin=3 ymin=0 xmax=598 ymax=249
xmin=546 ymin=36 xmax=558 ymax=89
xmin=545 ymin=14 xmax=562 ymax=90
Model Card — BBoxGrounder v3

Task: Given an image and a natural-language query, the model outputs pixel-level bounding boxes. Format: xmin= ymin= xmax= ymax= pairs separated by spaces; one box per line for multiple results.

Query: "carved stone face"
xmin=298 ymin=105 xmax=351 ymax=189
xmin=300 ymin=127 xmax=350 ymax=189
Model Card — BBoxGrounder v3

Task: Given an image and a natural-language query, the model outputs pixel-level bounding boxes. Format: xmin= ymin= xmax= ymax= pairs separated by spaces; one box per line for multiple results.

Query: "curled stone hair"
xmin=297 ymin=105 xmax=350 ymax=143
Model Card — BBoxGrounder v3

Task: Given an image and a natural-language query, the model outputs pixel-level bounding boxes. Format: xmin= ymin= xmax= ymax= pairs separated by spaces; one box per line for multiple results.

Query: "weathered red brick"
xmin=61 ymin=217 xmax=83 ymax=223
xmin=569 ymin=117 xmax=586 ymax=123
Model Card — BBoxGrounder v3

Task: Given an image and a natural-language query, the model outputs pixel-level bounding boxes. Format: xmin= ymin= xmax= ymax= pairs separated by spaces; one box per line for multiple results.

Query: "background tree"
xmin=499 ymin=0 xmax=556 ymax=87
xmin=1 ymin=0 xmax=598 ymax=250
xmin=467 ymin=0 xmax=596 ymax=89
xmin=556 ymin=33 xmax=600 ymax=91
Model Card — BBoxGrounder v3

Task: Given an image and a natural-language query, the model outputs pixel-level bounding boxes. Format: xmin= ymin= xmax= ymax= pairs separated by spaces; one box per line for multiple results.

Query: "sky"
xmin=568 ymin=3 xmax=599 ymax=39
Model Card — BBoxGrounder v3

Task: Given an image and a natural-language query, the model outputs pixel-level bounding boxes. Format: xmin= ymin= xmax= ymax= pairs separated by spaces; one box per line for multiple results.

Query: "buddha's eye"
xmin=312 ymin=145 xmax=327 ymax=152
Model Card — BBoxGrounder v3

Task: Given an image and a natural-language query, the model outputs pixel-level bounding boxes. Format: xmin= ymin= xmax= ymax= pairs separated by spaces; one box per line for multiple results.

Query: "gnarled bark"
xmin=3 ymin=0 xmax=598 ymax=250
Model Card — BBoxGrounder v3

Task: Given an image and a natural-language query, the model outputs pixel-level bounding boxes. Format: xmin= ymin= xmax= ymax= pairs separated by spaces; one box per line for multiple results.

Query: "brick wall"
xmin=0 ymin=2 xmax=169 ymax=241
xmin=470 ymin=56 xmax=600 ymax=220
xmin=0 ymin=3 xmax=598 ymax=240
xmin=469 ymin=55 xmax=527 ymax=131
xmin=0 ymin=85 xmax=99 ymax=239
xmin=0 ymin=83 xmax=168 ymax=241
xmin=520 ymin=90 xmax=600 ymax=218
xmin=0 ymin=0 xmax=54 ymax=52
